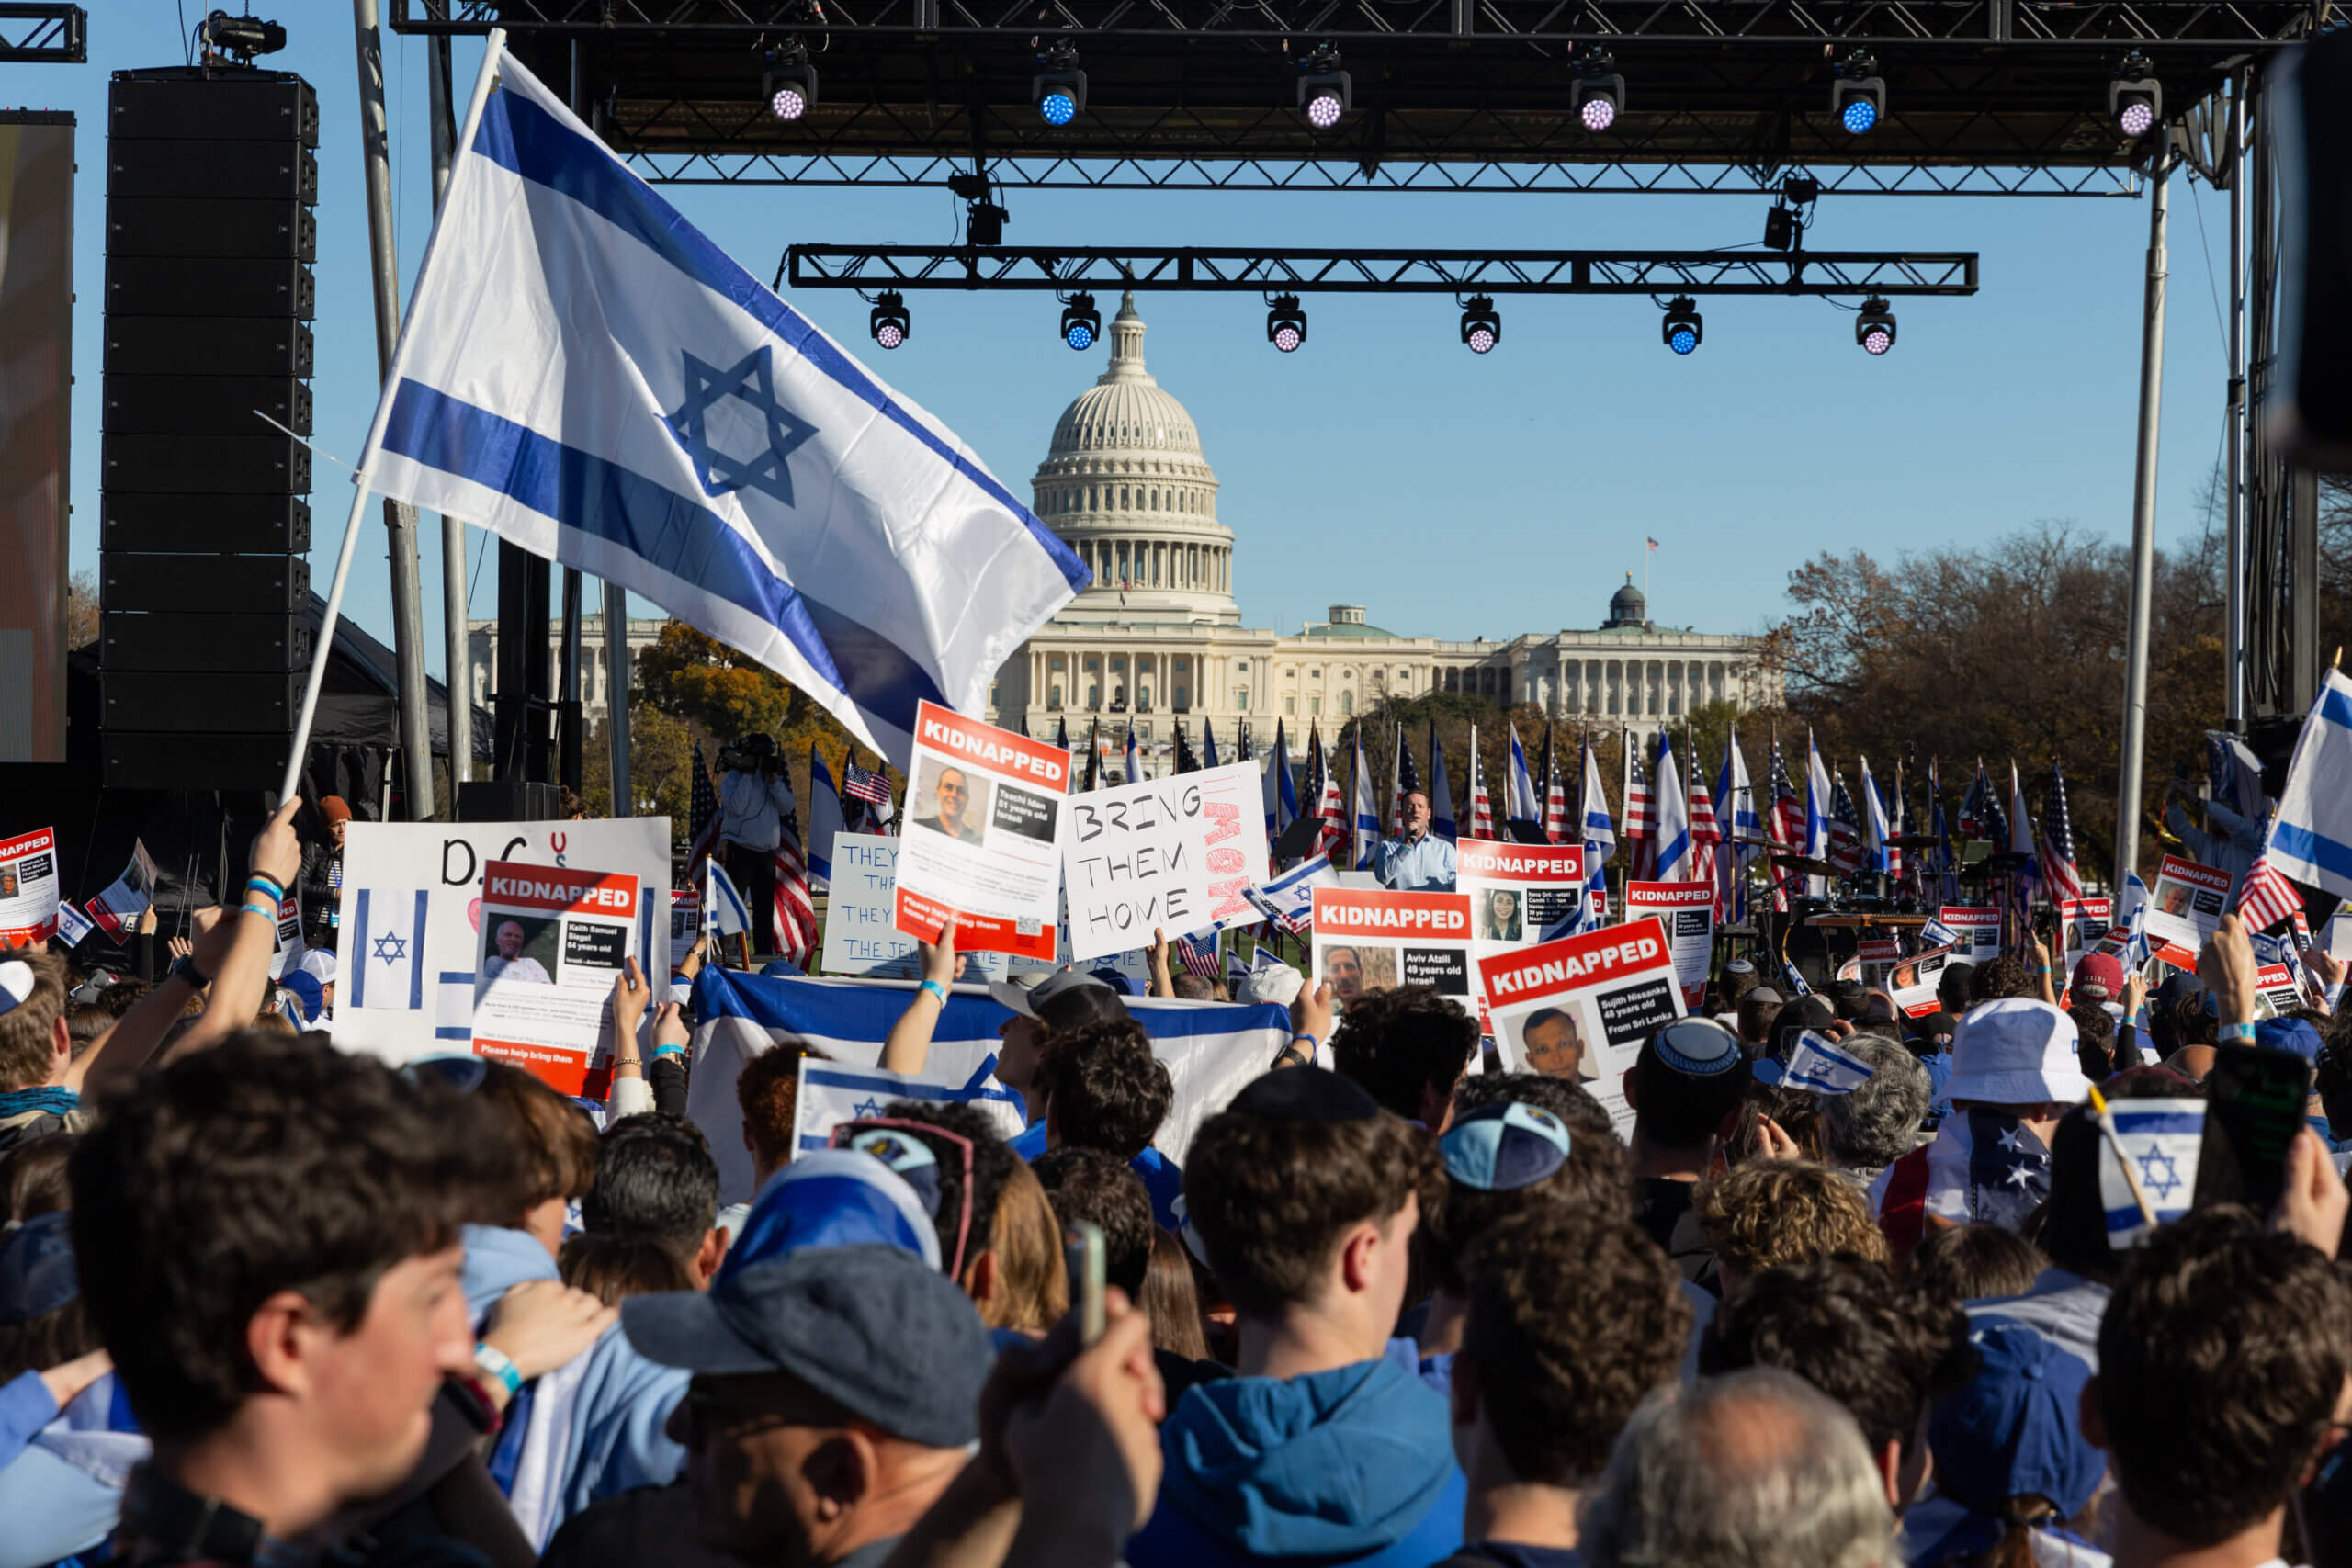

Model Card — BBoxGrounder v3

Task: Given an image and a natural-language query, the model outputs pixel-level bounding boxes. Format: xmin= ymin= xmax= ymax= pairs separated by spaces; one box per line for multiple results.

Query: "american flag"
xmin=686 ymin=739 xmax=722 ymax=876
xmin=2236 ymin=833 xmax=2308 ymax=934
xmin=2039 ymin=759 xmax=2084 ymax=905
xmin=1826 ymin=773 xmax=1864 ymax=876
xmin=1466 ymin=723 xmax=1496 ymax=840
xmin=1304 ymin=725 xmax=1349 ymax=863
xmin=1689 ymin=750 xmax=1724 ymax=919
xmin=1171 ymin=932 xmax=1222 ymax=981
xmin=1959 ymin=761 xmax=2008 ymax=846
xmin=1765 ymin=733 xmax=1804 ymax=913
xmin=1391 ymin=725 xmax=1420 ymax=838
xmin=1175 ymin=722 xmax=1200 ymax=775
xmin=772 ymin=801 xmax=818 ymax=968
xmin=1540 ymin=730 xmax=1571 ymax=845
xmin=1927 ymin=758 xmax=1957 ymax=904
xmin=1623 ymin=731 xmax=1655 ymax=879
xmin=842 ymin=761 xmax=891 ymax=806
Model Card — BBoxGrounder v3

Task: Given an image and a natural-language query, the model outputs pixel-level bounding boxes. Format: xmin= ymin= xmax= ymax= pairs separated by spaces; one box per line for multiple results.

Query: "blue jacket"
xmin=1126 ymin=1352 xmax=1465 ymax=1568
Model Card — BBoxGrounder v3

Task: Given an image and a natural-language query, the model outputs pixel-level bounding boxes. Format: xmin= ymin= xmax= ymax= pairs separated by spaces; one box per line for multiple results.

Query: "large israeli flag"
xmin=2267 ymin=669 xmax=2352 ymax=902
xmin=362 ymin=46 xmax=1087 ymax=765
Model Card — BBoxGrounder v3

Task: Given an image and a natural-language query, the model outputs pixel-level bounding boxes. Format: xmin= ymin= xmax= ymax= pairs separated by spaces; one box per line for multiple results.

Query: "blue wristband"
xmin=474 ymin=1342 xmax=522 ymax=1396
xmin=654 ymin=1043 xmax=685 ymax=1057
xmin=245 ymin=875 xmax=285 ymax=905
xmin=2221 ymin=1021 xmax=2258 ymax=1041
xmin=919 ymin=979 xmax=948 ymax=1004
xmin=241 ymin=902 xmax=277 ymax=922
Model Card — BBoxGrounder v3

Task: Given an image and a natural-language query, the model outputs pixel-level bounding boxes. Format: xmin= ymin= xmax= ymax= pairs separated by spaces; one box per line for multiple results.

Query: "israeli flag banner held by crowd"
xmin=2266 ymin=669 xmax=2352 ymax=903
xmin=360 ymin=43 xmax=1087 ymax=766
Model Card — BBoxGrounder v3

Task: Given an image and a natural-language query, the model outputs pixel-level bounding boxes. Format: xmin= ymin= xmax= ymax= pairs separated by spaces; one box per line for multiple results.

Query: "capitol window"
xmin=1340 ymin=692 xmax=1353 ymax=716
xmin=1237 ymin=660 xmax=1249 ymax=671
xmin=1310 ymin=696 xmax=1321 ymax=716
xmin=1235 ymin=688 xmax=1248 ymax=709
xmin=1049 ymin=684 xmax=1063 ymax=709
xmin=1174 ymin=686 xmax=1189 ymax=711
xmin=1285 ymin=695 xmax=1295 ymax=716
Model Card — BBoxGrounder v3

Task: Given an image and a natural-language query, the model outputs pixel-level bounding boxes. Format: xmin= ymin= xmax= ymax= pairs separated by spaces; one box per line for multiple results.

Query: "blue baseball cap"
xmin=1929 ymin=1321 xmax=2105 ymax=1521
xmin=2256 ymin=1017 xmax=2324 ymax=1062
xmin=0 ymin=1211 xmax=77 ymax=1323
xmin=1442 ymin=1101 xmax=1571 ymax=1191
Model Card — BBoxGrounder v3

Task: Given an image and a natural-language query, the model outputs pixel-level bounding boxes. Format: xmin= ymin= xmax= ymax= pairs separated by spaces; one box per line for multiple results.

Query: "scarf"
xmin=0 ymin=1086 xmax=81 ymax=1122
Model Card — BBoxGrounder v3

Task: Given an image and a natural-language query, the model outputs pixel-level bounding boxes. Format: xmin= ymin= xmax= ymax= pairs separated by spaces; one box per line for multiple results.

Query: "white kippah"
xmin=0 ymin=960 xmax=35 ymax=1017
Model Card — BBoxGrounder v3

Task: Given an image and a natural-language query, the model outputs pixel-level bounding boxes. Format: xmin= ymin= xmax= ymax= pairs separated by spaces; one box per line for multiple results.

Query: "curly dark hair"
xmin=2068 ymin=1001 xmax=2118 ymax=1082
xmin=1 ymin=1130 xmax=75 ymax=1223
xmin=1905 ymin=1222 xmax=2047 ymax=1310
xmin=470 ymin=1057 xmax=601 ymax=1224
xmin=2098 ymin=1206 xmax=2352 ymax=1547
xmin=1183 ymin=1103 xmax=1439 ymax=1319
xmin=68 ymin=1031 xmax=469 ymax=1442
xmin=880 ymin=1099 xmax=1020 ymax=1278
xmin=1700 ymin=1254 xmax=1977 ymax=1457
xmin=735 ymin=1040 xmax=819 ymax=1176
xmin=1462 ymin=1206 xmax=1691 ymax=1487
xmin=1969 ymin=953 xmax=2038 ymax=1004
xmin=559 ymin=1229 xmax=697 ymax=1305
xmin=1032 ymin=1145 xmax=1154 ymax=1299
xmin=1035 ymin=1019 xmax=1173 ymax=1159
xmin=1329 ymin=985 xmax=1478 ymax=1122
xmin=1429 ymin=1088 xmax=1633 ymax=1293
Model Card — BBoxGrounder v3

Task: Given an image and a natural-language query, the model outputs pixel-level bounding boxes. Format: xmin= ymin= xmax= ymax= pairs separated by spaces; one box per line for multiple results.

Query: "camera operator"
xmin=718 ymin=734 xmax=793 ymax=957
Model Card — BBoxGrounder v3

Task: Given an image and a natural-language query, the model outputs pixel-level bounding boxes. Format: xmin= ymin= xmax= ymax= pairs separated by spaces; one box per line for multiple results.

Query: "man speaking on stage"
xmin=1372 ymin=787 xmax=1456 ymax=892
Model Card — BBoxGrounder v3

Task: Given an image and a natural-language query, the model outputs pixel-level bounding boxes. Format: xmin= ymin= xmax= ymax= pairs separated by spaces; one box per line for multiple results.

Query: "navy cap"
xmin=1442 ymin=1101 xmax=1571 ymax=1191
xmin=2256 ymin=1017 xmax=2324 ymax=1062
xmin=1930 ymin=1321 xmax=2104 ymax=1521
xmin=624 ymin=1245 xmax=990 ymax=1449
xmin=1649 ymin=1018 xmax=1745 ymax=1077
xmin=0 ymin=1211 xmax=77 ymax=1324
xmin=1226 ymin=1065 xmax=1381 ymax=1122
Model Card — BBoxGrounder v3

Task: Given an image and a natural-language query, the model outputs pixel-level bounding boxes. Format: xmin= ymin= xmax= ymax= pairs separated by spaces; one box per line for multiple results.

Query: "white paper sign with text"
xmin=1063 ymin=761 xmax=1267 ymax=962
xmin=470 ymin=860 xmax=639 ymax=1098
xmin=1625 ymin=880 xmax=1714 ymax=1007
xmin=0 ymin=828 xmax=61 ymax=946
xmin=894 ymin=702 xmax=1067 ymax=962
xmin=1478 ymin=924 xmax=1687 ymax=1136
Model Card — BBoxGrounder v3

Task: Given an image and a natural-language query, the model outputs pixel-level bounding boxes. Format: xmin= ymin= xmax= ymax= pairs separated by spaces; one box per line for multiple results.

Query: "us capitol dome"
xmin=989 ymin=294 xmax=1774 ymax=774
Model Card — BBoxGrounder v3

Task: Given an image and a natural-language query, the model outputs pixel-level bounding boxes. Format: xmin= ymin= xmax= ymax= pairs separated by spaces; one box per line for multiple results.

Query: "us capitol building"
xmin=989 ymin=292 xmax=1775 ymax=764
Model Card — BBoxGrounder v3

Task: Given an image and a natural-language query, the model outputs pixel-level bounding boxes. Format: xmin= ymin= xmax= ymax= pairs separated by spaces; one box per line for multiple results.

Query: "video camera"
xmin=717 ymin=733 xmax=780 ymax=774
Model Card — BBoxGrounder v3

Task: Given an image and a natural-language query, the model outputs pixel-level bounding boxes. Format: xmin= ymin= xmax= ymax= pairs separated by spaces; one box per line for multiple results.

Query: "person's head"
xmin=1700 ymin=1256 xmax=1974 ymax=1512
xmin=319 ymin=795 xmax=351 ymax=850
xmin=2068 ymin=1001 xmax=2118 ymax=1082
xmin=1331 ymin=985 xmax=1478 ymax=1130
xmin=0 ymin=952 xmax=71 ymax=1092
xmin=69 ymin=1032 xmax=474 ymax=1524
xmin=1718 ymin=961 xmax=1762 ymax=1015
xmin=986 ymin=968 xmax=1127 ymax=1094
xmin=1969 ymin=953 xmax=2037 ymax=1004
xmin=737 ymin=1039 xmax=819 ymax=1189
xmin=1580 ymin=1368 xmax=1898 ymax=1568
xmin=2033 ymin=1065 xmax=2198 ymax=1285
xmin=0 ymin=1130 xmax=74 ymax=1223
xmin=2069 ymin=950 xmax=2125 ymax=1008
xmin=2171 ymin=987 xmax=2222 ymax=1050
xmin=1938 ymin=962 xmax=1975 ymax=1017
xmin=1322 ymin=945 xmax=1365 ymax=1004
xmin=1928 ymin=1319 xmax=2104 ymax=1551
xmin=1829 ymin=979 xmax=1869 ymax=1022
xmin=2318 ymin=1028 xmax=2352 ymax=1140
xmin=1032 ymin=1145 xmax=1154 ymax=1300
xmin=1724 ymin=1084 xmax=1826 ymax=1167
xmin=469 ymin=1058 xmax=602 ymax=1257
xmin=1487 ymin=888 xmax=1520 ymax=928
xmin=0 ymin=1211 xmax=101 ymax=1386
xmin=1453 ymin=1206 xmax=1690 ymax=1496
xmin=633 ymin=1246 xmax=990 ymax=1568
xmin=1942 ymin=998 xmax=2089 ymax=1130
xmin=933 ymin=767 xmax=970 ymax=824
xmin=1691 ymin=1159 xmax=1888 ymax=1292
xmin=1182 ymin=1067 xmax=1437 ymax=1353
xmin=584 ymin=1112 xmax=729 ymax=1286
xmin=2088 ymin=1206 xmax=2352 ymax=1551
xmin=96 ymin=976 xmax=148 ymax=1019
xmin=1520 ymin=1007 xmax=1587 ymax=1081
xmin=1430 ymin=1100 xmax=1626 ymax=1296
xmin=1905 ymin=1222 xmax=2048 ymax=1308
xmin=1820 ymin=1035 xmax=1931 ymax=1177
xmin=973 ymin=1159 xmax=1070 ymax=1333
xmin=1035 ymin=1018 xmax=1172 ymax=1160
xmin=1451 ymin=1070 xmax=1629 ymax=1213
xmin=871 ymin=1101 xmax=1046 ymax=1326
xmin=560 ymin=1229 xmax=699 ymax=1305
xmin=63 ymin=1000 xmax=109 ymax=1060
xmin=1143 ymin=1225 xmax=1213 ymax=1360
xmin=1170 ymin=972 xmax=1219 ymax=1000
xmin=1735 ymin=988 xmax=1785 ymax=1047
xmin=1624 ymin=1019 xmax=1751 ymax=1154
xmin=1402 ymin=788 xmax=1431 ymax=835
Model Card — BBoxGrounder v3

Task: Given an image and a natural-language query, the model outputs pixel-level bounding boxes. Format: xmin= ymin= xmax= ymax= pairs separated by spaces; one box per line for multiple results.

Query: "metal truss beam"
xmin=0 ymin=3 xmax=84 ymax=62
xmin=781 ymin=243 xmax=1980 ymax=294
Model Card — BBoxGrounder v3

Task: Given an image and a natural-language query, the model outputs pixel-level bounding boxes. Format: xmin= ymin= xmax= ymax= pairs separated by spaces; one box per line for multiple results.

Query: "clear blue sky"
xmin=38 ymin=6 xmax=2241 ymax=671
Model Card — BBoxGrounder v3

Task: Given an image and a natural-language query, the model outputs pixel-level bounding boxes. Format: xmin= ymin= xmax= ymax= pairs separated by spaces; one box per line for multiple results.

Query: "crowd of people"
xmin=4 ymin=794 xmax=2352 ymax=1568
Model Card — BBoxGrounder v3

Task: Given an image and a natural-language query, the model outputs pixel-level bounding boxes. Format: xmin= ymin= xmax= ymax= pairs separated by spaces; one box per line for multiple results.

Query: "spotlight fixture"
xmin=201 ymin=9 xmax=286 ymax=61
xmin=1855 ymin=297 xmax=1897 ymax=355
xmin=1033 ymin=42 xmax=1087 ymax=126
xmin=1297 ymin=44 xmax=1351 ymax=130
xmin=1266 ymin=294 xmax=1308 ymax=353
xmin=1570 ymin=48 xmax=1623 ymax=134
xmin=1060 ymin=292 xmax=1102 ymax=351
xmin=1661 ymin=296 xmax=1702 ymax=355
xmin=762 ymin=48 xmax=819 ymax=123
xmin=869 ymin=291 xmax=910 ymax=351
xmin=1832 ymin=51 xmax=1884 ymax=135
xmin=1459 ymin=295 xmax=1501 ymax=355
xmin=2109 ymin=53 xmax=2161 ymax=138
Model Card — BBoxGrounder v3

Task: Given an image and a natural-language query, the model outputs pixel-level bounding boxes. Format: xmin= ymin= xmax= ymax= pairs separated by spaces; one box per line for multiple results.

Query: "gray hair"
xmin=1821 ymin=1032 xmax=1930 ymax=1177
xmin=1580 ymin=1368 xmax=1896 ymax=1568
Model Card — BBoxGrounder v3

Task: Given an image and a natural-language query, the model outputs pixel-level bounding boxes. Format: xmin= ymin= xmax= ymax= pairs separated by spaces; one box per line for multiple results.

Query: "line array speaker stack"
xmin=100 ymin=66 xmax=318 ymax=791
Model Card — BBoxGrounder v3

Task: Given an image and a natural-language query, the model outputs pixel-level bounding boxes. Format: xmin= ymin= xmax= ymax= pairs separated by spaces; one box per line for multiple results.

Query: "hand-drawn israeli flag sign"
xmin=364 ymin=47 xmax=1087 ymax=766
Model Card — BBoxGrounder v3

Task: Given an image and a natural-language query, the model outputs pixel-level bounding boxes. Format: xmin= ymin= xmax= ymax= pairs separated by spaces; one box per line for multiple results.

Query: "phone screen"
xmin=1063 ymin=1220 xmax=1105 ymax=1345
xmin=2195 ymin=1045 xmax=2313 ymax=1216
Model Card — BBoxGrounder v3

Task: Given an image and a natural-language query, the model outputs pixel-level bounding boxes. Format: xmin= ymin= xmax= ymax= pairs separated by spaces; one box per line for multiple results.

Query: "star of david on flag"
xmin=348 ymin=888 xmax=429 ymax=1010
xmin=2098 ymin=1098 xmax=2203 ymax=1247
xmin=666 ymin=345 xmax=820 ymax=506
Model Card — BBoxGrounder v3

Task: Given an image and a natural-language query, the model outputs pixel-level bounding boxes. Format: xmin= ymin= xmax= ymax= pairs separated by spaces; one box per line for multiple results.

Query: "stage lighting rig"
xmin=1297 ymin=45 xmax=1351 ymax=131
xmin=1459 ymin=296 xmax=1501 ymax=354
xmin=2109 ymin=54 xmax=2161 ymax=138
xmin=762 ymin=45 xmax=818 ymax=122
xmin=1033 ymin=42 xmax=1086 ymax=127
xmin=1059 ymin=292 xmax=1102 ymax=350
xmin=1266 ymin=294 xmax=1308 ymax=353
xmin=869 ymin=291 xmax=910 ymax=349
xmin=1832 ymin=51 xmax=1884 ymax=135
xmin=1763 ymin=175 xmax=1819 ymax=252
xmin=1570 ymin=48 xmax=1623 ymax=134
xmin=1855 ymin=297 xmax=1897 ymax=355
xmin=1661 ymin=296 xmax=1702 ymax=355
xmin=199 ymin=9 xmax=285 ymax=62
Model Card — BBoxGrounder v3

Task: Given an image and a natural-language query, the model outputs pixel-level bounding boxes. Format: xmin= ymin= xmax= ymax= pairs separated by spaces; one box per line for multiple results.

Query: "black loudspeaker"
xmin=458 ymin=782 xmax=567 ymax=823
xmin=100 ymin=66 xmax=319 ymax=791
xmin=2272 ymin=32 xmax=2352 ymax=468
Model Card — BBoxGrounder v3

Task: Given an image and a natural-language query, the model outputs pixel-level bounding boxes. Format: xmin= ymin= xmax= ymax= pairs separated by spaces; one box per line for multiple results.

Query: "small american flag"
xmin=1623 ymin=735 xmax=1654 ymax=879
xmin=1171 ymin=932 xmax=1222 ymax=981
xmin=1959 ymin=761 xmax=2008 ymax=846
xmin=1467 ymin=726 xmax=1496 ymax=840
xmin=2039 ymin=760 xmax=2084 ymax=906
xmin=1393 ymin=727 xmax=1422 ymax=838
xmin=1765 ymin=734 xmax=1804 ymax=913
xmin=1827 ymin=773 xmax=1864 ymax=876
xmin=1645 ymin=536 xmax=1660 ymax=551
xmin=1689 ymin=755 xmax=1723 ymax=920
xmin=686 ymin=739 xmax=722 ymax=875
xmin=2236 ymin=836 xmax=2307 ymax=934
xmin=773 ymin=809 xmax=817 ymax=968
xmin=842 ymin=761 xmax=891 ymax=806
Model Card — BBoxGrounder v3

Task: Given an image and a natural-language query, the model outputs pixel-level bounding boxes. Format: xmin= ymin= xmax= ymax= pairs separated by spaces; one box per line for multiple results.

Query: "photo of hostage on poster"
xmin=1479 ymin=921 xmax=1687 ymax=1136
xmin=1885 ymin=943 xmax=1960 ymax=1019
xmin=1623 ymin=880 xmax=1714 ymax=1008
xmin=470 ymin=859 xmax=639 ymax=1097
xmin=1311 ymin=886 xmax=1476 ymax=1014
xmin=1937 ymin=905 xmax=2003 ymax=963
xmin=894 ymin=701 xmax=1068 ymax=962
xmin=1062 ymin=760 xmax=1269 ymax=963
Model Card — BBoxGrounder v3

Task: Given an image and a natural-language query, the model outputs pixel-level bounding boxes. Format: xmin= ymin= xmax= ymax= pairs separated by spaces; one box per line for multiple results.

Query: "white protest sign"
xmin=1063 ymin=761 xmax=1267 ymax=962
xmin=2329 ymin=912 xmax=2352 ymax=964
xmin=1457 ymin=839 xmax=1587 ymax=945
xmin=1885 ymin=943 xmax=1959 ymax=1019
xmin=471 ymin=860 xmax=639 ymax=1097
xmin=86 ymin=840 xmax=157 ymax=940
xmin=820 ymin=832 xmax=1009 ymax=979
xmin=670 ymin=889 xmax=702 ymax=970
xmin=268 ymin=883 xmax=306 ymax=980
xmin=2146 ymin=854 xmax=2231 ymax=968
xmin=790 ymin=1055 xmax=1027 ymax=1156
xmin=2254 ymin=963 xmax=2304 ymax=1018
xmin=1311 ymin=886 xmax=1476 ymax=1015
xmin=1478 ymin=922 xmax=1687 ymax=1136
xmin=1244 ymin=855 xmax=1339 ymax=935
xmin=894 ymin=701 xmax=1067 ymax=962
xmin=0 ymin=827 xmax=61 ymax=946
xmin=2060 ymin=897 xmax=2112 ymax=973
xmin=1624 ymin=880 xmax=1713 ymax=1007
xmin=1937 ymin=905 xmax=2003 ymax=963
xmin=334 ymin=816 xmax=670 ymax=1065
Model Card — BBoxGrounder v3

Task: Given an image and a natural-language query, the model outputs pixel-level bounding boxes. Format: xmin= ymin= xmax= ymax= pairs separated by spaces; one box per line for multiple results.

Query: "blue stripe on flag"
xmin=406 ymin=891 xmax=427 ymax=1010
xmin=2110 ymin=1111 xmax=2208 ymax=1137
xmin=468 ymin=85 xmax=1087 ymax=595
xmin=351 ymin=888 xmax=371 ymax=1009
xmin=2322 ymin=685 xmax=2352 ymax=731
xmin=803 ymin=1066 xmax=1018 ymax=1107
xmin=435 ymin=1026 xmax=473 ymax=1041
xmin=2271 ymin=822 xmax=2352 ymax=885
xmin=383 ymin=381 xmax=951 ymax=728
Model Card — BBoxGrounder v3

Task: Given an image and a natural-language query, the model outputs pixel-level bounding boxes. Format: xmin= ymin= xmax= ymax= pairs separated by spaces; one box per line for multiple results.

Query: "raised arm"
xmin=880 ymin=914 xmax=960 ymax=1076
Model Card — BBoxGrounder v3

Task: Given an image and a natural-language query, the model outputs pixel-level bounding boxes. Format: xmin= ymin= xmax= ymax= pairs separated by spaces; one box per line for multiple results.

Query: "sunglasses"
xmin=401 ymin=1054 xmax=490 ymax=1096
xmin=830 ymin=1116 xmax=975 ymax=1280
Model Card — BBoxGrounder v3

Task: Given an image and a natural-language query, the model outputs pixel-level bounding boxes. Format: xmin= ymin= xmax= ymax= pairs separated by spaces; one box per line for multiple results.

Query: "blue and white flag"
xmin=1350 ymin=727 xmax=1381 ymax=870
xmin=1247 ymin=854 xmax=1340 ymax=935
xmin=1920 ymin=917 xmax=1960 ymax=950
xmin=683 ymin=967 xmax=1292 ymax=1203
xmin=807 ymin=745 xmax=846 ymax=891
xmin=360 ymin=47 xmax=1085 ymax=765
xmin=1771 ymin=1031 xmax=1877 ymax=1095
xmin=2112 ymin=870 xmax=2153 ymax=966
xmin=2264 ymin=669 xmax=2352 ymax=904
xmin=1650 ymin=733 xmax=1691 ymax=881
xmin=346 ymin=888 xmax=428 ymax=1010
xmin=2098 ymin=1098 xmax=2202 ymax=1247
xmin=52 ymin=901 xmax=93 ymax=949
xmin=1427 ymin=720 xmax=1456 ymax=843
xmin=706 ymin=856 xmax=753 ymax=941
xmin=1804 ymin=730 xmax=1833 ymax=863
xmin=1506 ymin=725 xmax=1542 ymax=827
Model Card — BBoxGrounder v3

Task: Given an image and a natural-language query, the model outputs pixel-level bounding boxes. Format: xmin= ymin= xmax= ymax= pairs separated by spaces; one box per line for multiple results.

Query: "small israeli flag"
xmin=1920 ymin=917 xmax=1960 ymax=950
xmin=706 ymin=857 xmax=753 ymax=942
xmin=2099 ymin=1098 xmax=2203 ymax=1247
xmin=1774 ymin=1031 xmax=1875 ymax=1094
xmin=347 ymin=888 xmax=428 ymax=1010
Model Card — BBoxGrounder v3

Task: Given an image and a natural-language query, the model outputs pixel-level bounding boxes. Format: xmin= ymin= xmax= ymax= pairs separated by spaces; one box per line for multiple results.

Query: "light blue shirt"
xmin=1372 ymin=833 xmax=1456 ymax=892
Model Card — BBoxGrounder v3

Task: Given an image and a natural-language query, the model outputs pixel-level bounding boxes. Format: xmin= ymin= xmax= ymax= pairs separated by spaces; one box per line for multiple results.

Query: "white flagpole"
xmin=279 ymin=29 xmax=510 ymax=805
